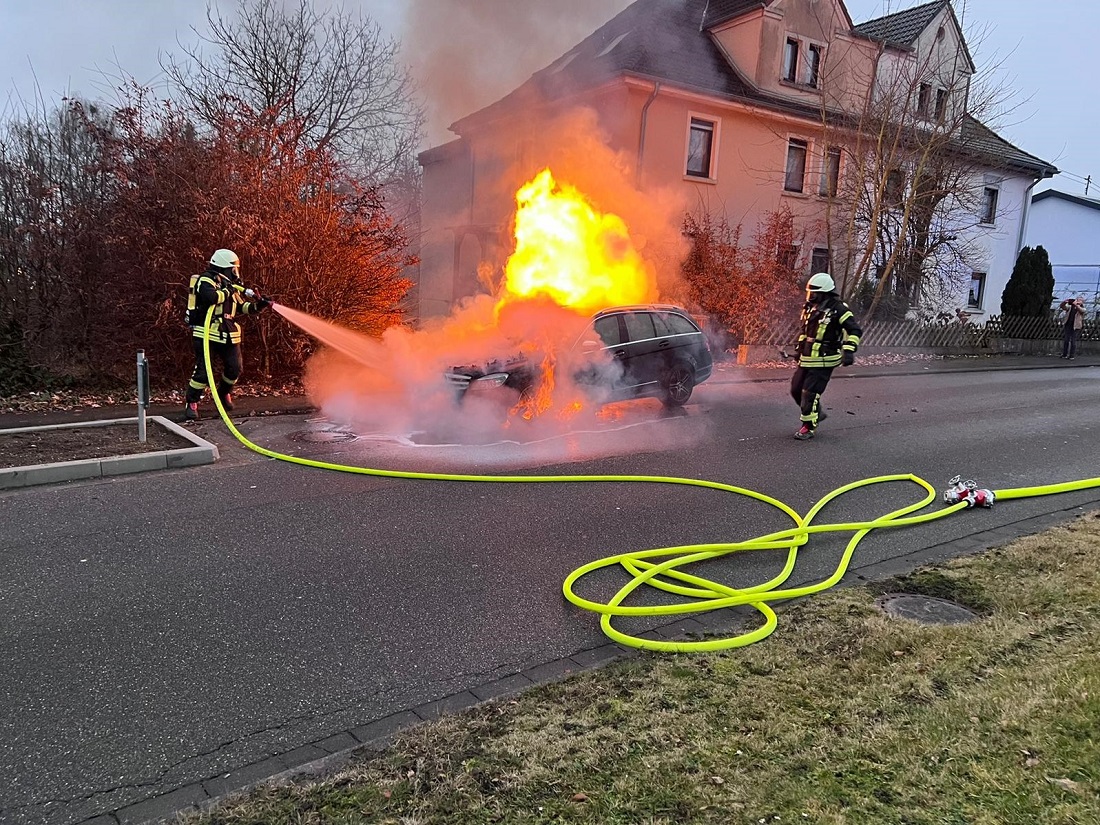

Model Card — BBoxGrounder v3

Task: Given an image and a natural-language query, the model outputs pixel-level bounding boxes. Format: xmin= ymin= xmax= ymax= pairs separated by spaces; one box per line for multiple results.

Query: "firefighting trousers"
xmin=790 ymin=365 xmax=832 ymax=428
xmin=186 ymin=338 xmax=242 ymax=403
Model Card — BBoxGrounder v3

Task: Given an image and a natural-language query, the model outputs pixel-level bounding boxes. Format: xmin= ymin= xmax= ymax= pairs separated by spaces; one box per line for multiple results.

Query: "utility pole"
xmin=1086 ymin=176 xmax=1092 ymax=197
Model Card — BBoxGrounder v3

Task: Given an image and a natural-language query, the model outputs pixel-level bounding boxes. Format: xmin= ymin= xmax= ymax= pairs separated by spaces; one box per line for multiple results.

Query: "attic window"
xmin=805 ymin=44 xmax=822 ymax=87
xmin=783 ymin=38 xmax=799 ymax=82
xmin=597 ymin=31 xmax=630 ymax=57
xmin=917 ymin=83 xmax=931 ymax=116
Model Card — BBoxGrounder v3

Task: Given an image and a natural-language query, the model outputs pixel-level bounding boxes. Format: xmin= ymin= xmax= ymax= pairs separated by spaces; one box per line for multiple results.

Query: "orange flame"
xmin=499 ymin=168 xmax=655 ymax=313
xmin=491 ymin=168 xmax=659 ymax=420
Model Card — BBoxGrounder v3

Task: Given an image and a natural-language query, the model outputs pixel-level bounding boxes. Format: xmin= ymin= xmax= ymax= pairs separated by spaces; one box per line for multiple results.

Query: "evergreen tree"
xmin=1000 ymin=245 xmax=1055 ymax=316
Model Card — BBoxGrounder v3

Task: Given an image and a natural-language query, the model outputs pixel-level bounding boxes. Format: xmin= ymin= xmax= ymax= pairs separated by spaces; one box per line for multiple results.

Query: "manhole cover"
xmin=875 ymin=593 xmax=979 ymax=625
xmin=288 ymin=430 xmax=359 ymax=444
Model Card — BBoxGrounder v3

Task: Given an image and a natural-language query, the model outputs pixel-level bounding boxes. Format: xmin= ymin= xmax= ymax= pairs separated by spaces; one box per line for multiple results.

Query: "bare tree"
xmin=0 ymin=97 xmax=114 ymax=376
xmin=815 ymin=11 xmax=1021 ymax=319
xmin=162 ymin=0 xmax=424 ymax=185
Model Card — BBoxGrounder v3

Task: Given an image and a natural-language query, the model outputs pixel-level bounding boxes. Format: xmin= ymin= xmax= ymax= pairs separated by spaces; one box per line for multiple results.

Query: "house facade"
xmin=416 ymin=0 xmax=1055 ymax=323
xmin=1025 ymin=189 xmax=1100 ymax=312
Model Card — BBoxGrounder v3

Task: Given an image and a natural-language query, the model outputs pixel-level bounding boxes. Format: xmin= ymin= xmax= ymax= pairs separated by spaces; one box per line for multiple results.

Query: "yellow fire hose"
xmin=199 ymin=307 xmax=1100 ymax=652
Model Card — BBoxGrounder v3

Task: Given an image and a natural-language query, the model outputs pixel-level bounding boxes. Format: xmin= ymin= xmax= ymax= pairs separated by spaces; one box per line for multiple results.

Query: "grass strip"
xmin=185 ymin=511 xmax=1100 ymax=825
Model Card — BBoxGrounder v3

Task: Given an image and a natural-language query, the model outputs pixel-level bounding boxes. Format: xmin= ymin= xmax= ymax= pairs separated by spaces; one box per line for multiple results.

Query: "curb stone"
xmin=0 ymin=416 xmax=219 ymax=490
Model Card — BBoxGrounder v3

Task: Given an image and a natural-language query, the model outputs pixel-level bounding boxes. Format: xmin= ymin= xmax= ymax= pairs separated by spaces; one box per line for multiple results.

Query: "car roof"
xmin=592 ymin=304 xmax=691 ymax=317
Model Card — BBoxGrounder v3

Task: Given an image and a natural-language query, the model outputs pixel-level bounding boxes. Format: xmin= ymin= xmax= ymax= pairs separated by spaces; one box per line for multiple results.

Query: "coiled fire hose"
xmin=200 ymin=307 xmax=1100 ymax=652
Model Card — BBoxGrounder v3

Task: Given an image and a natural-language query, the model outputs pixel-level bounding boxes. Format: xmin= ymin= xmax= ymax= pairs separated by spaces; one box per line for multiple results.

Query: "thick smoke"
xmin=400 ymin=0 xmax=634 ymax=147
xmin=295 ymin=0 xmax=704 ymax=451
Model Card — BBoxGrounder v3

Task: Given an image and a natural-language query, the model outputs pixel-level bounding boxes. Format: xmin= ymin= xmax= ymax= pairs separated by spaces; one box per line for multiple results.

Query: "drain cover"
xmin=876 ymin=593 xmax=979 ymax=625
xmin=288 ymin=430 xmax=358 ymax=444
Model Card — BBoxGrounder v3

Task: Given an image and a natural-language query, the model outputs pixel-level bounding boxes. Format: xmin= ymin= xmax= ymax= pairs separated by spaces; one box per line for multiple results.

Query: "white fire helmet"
xmin=806 ymin=272 xmax=835 ymax=294
xmin=209 ymin=248 xmax=240 ymax=275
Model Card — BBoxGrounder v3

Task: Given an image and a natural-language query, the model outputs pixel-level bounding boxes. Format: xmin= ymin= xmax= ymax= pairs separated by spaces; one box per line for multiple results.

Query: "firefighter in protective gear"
xmin=183 ymin=249 xmax=270 ymax=420
xmin=790 ymin=272 xmax=862 ymax=440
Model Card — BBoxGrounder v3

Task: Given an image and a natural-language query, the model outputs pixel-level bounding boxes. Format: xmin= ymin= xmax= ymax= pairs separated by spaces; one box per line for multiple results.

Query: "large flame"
xmin=499 ymin=168 xmax=655 ymax=313
xmin=490 ymin=168 xmax=660 ymax=421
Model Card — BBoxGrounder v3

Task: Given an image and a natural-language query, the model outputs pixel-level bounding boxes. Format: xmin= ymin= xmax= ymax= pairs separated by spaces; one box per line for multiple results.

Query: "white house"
xmin=1025 ymin=189 xmax=1100 ymax=311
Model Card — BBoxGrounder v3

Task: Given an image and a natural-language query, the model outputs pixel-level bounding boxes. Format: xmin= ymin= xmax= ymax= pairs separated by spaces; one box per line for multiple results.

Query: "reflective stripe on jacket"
xmin=187 ymin=268 xmax=260 ymax=344
xmin=797 ymin=294 xmax=863 ymax=368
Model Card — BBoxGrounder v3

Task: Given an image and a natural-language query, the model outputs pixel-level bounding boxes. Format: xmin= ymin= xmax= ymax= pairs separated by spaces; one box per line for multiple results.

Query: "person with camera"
xmin=1059 ymin=296 xmax=1085 ymax=360
xmin=182 ymin=249 xmax=271 ymax=421
xmin=790 ymin=272 xmax=862 ymax=440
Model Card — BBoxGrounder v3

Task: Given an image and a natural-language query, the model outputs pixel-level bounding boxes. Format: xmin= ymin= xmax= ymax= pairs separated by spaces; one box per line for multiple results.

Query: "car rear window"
xmin=623 ymin=312 xmax=657 ymax=342
xmin=661 ymin=312 xmax=700 ymax=335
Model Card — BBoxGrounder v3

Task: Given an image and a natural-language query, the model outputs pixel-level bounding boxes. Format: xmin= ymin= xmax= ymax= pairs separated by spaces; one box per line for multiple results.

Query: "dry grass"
xmin=182 ymin=512 xmax=1100 ymax=825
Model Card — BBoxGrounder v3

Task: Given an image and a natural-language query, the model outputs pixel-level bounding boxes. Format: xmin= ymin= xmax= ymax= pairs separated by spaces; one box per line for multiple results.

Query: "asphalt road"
xmin=2 ymin=364 xmax=1099 ymax=825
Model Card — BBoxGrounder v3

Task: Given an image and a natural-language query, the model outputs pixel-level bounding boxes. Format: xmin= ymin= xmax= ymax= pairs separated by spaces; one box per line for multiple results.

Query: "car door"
xmin=572 ymin=313 xmax=628 ymax=392
xmin=620 ymin=310 xmax=663 ymax=393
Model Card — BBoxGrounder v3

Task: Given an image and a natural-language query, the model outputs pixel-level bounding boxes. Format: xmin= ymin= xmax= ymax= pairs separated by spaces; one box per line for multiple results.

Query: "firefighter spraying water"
xmin=183 ymin=249 xmax=273 ymax=420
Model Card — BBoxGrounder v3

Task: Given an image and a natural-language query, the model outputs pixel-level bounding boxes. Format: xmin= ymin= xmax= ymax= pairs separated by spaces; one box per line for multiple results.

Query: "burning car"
xmin=445 ymin=304 xmax=713 ymax=412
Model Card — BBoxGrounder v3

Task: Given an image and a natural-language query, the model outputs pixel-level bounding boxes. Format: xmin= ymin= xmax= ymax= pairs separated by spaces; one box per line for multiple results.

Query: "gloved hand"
xmin=841 ymin=350 xmax=855 ymax=367
xmin=244 ymin=288 xmax=256 ymax=298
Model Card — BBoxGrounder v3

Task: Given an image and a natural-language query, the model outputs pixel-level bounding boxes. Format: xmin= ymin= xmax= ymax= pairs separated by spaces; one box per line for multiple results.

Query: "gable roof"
xmin=852 ymin=0 xmax=948 ymax=46
xmin=852 ymin=0 xmax=975 ymax=71
xmin=450 ymin=0 xmax=762 ymax=133
xmin=701 ymin=0 xmax=768 ymax=29
xmin=1032 ymin=190 xmax=1100 ymax=211
xmin=447 ymin=0 xmax=1051 ymax=177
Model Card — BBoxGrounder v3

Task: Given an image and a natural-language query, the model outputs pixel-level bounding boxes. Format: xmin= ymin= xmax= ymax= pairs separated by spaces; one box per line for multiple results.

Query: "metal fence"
xmin=742 ymin=314 xmax=1100 ymax=348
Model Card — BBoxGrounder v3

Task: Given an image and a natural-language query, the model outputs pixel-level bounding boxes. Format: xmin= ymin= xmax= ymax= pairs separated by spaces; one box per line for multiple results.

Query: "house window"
xmin=778 ymin=244 xmax=799 ymax=270
xmin=783 ymin=38 xmax=799 ymax=82
xmin=935 ymin=88 xmax=948 ymax=121
xmin=820 ymin=147 xmax=841 ymax=197
xmin=811 ymin=247 xmax=831 ymax=274
xmin=784 ymin=139 xmax=808 ymax=192
xmin=980 ymin=186 xmax=998 ymax=225
xmin=686 ymin=117 xmax=715 ymax=178
xmin=917 ymin=83 xmax=931 ymax=116
xmin=968 ymin=272 xmax=986 ymax=309
xmin=805 ymin=44 xmax=823 ymax=87
xmin=884 ymin=168 xmax=904 ymax=205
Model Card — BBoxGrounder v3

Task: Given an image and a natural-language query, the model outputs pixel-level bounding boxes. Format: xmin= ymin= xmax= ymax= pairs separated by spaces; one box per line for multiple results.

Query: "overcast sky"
xmin=1 ymin=1 xmax=1095 ymax=196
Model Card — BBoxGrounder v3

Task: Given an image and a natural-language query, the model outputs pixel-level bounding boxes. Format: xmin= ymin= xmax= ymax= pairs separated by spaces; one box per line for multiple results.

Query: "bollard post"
xmin=136 ymin=350 xmax=150 ymax=442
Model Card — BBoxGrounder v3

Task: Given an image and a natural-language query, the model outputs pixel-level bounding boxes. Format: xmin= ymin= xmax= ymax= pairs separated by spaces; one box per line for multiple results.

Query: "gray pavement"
xmin=2 ymin=351 xmax=1099 ymax=825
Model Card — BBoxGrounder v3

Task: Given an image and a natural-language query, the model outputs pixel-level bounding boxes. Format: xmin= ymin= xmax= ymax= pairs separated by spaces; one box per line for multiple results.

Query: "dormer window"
xmin=783 ymin=38 xmax=799 ymax=82
xmin=805 ymin=44 xmax=822 ymax=88
xmin=782 ymin=37 xmax=824 ymax=88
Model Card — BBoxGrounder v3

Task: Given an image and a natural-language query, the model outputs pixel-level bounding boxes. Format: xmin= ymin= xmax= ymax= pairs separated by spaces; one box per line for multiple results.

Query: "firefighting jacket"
xmin=186 ymin=268 xmax=262 ymax=344
xmin=796 ymin=293 xmax=862 ymax=368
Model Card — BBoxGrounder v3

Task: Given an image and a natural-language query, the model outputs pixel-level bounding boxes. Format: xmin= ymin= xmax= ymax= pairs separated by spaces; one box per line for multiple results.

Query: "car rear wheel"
xmin=661 ymin=362 xmax=695 ymax=407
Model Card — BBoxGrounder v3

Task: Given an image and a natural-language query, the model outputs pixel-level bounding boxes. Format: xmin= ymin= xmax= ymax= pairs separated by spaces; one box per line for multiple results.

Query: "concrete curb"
xmin=0 ymin=416 xmax=219 ymax=490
